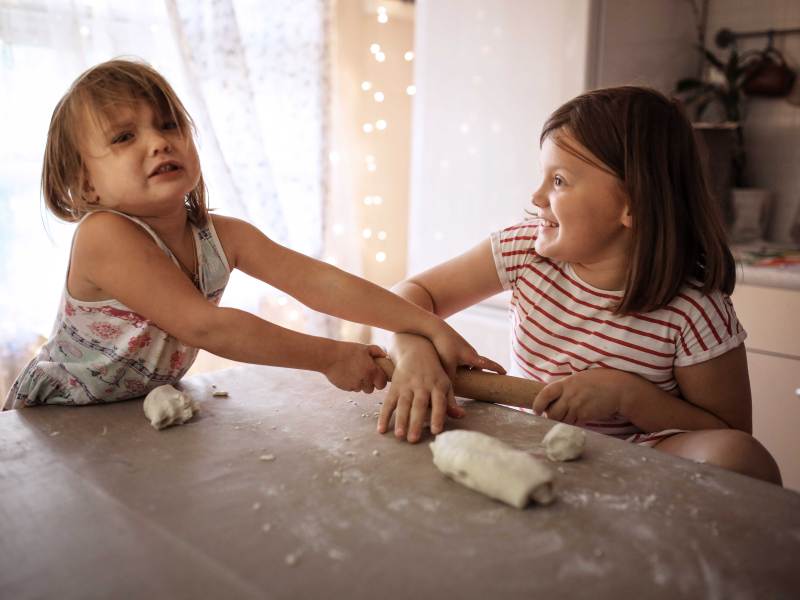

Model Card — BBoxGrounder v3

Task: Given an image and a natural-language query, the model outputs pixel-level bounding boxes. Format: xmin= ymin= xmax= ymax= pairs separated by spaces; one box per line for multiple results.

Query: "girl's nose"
xmin=531 ymin=186 xmax=548 ymax=209
xmin=148 ymin=130 xmax=172 ymax=155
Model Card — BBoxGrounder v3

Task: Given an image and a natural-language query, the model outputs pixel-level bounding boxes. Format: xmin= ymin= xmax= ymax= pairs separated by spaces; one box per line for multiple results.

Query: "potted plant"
xmin=675 ymin=45 xmax=773 ymax=242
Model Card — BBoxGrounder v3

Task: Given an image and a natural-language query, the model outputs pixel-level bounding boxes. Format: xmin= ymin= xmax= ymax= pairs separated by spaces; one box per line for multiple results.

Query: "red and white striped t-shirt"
xmin=490 ymin=221 xmax=747 ymax=439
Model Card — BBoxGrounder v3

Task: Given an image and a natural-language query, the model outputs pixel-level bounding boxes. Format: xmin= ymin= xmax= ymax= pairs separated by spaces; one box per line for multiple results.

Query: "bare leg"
xmin=653 ymin=429 xmax=782 ymax=486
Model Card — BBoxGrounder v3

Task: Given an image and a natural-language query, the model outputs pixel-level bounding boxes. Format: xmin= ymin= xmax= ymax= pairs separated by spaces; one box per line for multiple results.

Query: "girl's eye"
xmin=112 ymin=132 xmax=133 ymax=144
xmin=162 ymin=120 xmax=178 ymax=131
xmin=554 ymin=175 xmax=564 ymax=187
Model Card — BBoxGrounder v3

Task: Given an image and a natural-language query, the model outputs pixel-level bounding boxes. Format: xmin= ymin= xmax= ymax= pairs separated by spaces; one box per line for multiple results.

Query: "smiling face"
xmin=78 ymin=100 xmax=201 ymax=218
xmin=531 ymin=130 xmax=633 ymax=279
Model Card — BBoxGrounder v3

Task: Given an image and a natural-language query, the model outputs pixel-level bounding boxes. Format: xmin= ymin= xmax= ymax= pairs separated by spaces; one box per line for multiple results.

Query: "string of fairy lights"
xmin=328 ymin=4 xmax=415 ymax=271
xmin=270 ymin=4 xmax=415 ymax=334
xmin=360 ymin=6 xmax=414 ymax=268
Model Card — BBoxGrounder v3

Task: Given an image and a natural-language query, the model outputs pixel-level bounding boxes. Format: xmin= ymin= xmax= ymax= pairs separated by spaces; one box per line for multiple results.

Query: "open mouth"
xmin=532 ymin=216 xmax=559 ymax=228
xmin=149 ymin=162 xmax=182 ymax=177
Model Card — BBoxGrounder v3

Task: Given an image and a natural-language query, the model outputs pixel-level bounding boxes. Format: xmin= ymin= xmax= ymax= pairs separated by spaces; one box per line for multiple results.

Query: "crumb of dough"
xmin=285 ymin=551 xmax=301 ymax=566
xmin=262 ymin=523 xmax=272 ymax=533
xmin=344 ymin=436 xmax=351 ymax=441
xmin=212 ymin=390 xmax=229 ymax=397
xmin=50 ymin=431 xmax=60 ymax=437
xmin=259 ymin=454 xmax=276 ymax=462
xmin=143 ymin=385 xmax=200 ymax=430
xmin=252 ymin=502 xmax=262 ymax=511
xmin=345 ymin=451 xmax=355 ymax=457
xmin=372 ymin=450 xmax=380 ymax=456
xmin=542 ymin=423 xmax=586 ymax=462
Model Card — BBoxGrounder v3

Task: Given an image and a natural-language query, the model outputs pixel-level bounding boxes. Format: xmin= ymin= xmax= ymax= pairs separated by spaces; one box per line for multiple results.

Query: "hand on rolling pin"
xmin=532 ymin=368 xmax=631 ymax=424
xmin=378 ymin=336 xmax=505 ymax=443
xmin=323 ymin=342 xmax=389 ymax=393
xmin=428 ymin=323 xmax=500 ymax=382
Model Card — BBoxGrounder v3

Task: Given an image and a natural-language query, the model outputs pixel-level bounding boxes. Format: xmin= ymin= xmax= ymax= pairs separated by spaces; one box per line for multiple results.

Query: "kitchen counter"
xmin=2 ymin=365 xmax=799 ymax=599
xmin=734 ymin=242 xmax=800 ymax=290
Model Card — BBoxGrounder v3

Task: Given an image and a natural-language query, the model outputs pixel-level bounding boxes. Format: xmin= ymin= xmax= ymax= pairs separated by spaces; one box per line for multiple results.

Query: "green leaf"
xmin=700 ymin=47 xmax=725 ymax=71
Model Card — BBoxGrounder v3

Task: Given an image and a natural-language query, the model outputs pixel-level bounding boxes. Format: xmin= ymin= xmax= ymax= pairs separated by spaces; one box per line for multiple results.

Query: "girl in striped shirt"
xmin=379 ymin=86 xmax=781 ymax=485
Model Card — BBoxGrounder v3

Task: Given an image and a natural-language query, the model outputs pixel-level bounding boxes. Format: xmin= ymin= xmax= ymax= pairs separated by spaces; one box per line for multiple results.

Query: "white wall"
xmin=407 ymin=0 xmax=592 ymax=276
xmin=402 ymin=0 xmax=591 ymax=365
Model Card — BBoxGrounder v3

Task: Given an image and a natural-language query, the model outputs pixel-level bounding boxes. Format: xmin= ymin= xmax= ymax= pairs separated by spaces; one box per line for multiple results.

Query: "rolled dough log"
xmin=143 ymin=385 xmax=197 ymax=430
xmin=542 ymin=423 xmax=586 ymax=461
xmin=429 ymin=430 xmax=554 ymax=509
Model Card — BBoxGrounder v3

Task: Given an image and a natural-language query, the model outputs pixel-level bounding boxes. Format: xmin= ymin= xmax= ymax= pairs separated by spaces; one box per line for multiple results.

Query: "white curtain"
xmin=0 ymin=0 xmax=331 ymax=398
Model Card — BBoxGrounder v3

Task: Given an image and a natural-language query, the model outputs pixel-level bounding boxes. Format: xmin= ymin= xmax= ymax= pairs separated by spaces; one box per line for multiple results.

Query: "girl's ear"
xmin=621 ymin=206 xmax=633 ymax=228
xmin=81 ymin=168 xmax=99 ymax=204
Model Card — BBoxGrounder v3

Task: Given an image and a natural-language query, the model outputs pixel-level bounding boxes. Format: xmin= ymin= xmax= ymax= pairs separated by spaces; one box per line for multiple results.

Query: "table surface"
xmin=2 ymin=365 xmax=800 ymax=600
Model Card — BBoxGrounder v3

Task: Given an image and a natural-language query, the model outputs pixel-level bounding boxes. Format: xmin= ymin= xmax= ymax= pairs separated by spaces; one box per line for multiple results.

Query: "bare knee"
xmin=655 ymin=429 xmax=782 ymax=486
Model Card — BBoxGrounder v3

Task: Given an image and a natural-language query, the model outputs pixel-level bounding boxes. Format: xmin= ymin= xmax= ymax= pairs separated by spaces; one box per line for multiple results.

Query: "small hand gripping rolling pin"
xmin=374 ymin=358 xmax=544 ymax=409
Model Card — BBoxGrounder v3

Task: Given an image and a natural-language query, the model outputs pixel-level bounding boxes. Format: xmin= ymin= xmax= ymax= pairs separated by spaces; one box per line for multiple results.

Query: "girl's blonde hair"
xmin=42 ymin=57 xmax=208 ymax=227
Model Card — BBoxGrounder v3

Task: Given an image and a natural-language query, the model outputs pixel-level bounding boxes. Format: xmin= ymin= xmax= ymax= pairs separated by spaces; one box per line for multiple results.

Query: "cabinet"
xmin=732 ymin=284 xmax=800 ymax=491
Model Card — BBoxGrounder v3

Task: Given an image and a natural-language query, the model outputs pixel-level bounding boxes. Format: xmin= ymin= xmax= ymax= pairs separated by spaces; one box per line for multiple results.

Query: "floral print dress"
xmin=3 ymin=211 xmax=230 ymax=409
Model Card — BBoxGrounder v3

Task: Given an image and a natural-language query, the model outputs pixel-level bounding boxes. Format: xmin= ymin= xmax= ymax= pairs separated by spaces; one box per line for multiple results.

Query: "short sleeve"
xmin=490 ymin=221 xmax=540 ymax=291
xmin=673 ymin=290 xmax=748 ymax=367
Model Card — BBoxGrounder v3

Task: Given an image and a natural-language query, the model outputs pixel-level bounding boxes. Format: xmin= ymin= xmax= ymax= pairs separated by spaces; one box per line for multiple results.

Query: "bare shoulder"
xmin=208 ymin=213 xmax=274 ymax=270
xmin=70 ymin=212 xmax=161 ymax=301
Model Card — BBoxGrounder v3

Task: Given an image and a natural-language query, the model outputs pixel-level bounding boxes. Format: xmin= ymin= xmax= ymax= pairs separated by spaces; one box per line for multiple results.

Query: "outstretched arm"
xmin=213 ymin=215 xmax=495 ymax=377
xmin=74 ymin=212 xmax=387 ymax=392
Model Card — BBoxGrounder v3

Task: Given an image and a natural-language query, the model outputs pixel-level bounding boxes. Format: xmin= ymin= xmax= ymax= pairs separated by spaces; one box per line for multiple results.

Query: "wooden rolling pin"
xmin=375 ymin=357 xmax=544 ymax=409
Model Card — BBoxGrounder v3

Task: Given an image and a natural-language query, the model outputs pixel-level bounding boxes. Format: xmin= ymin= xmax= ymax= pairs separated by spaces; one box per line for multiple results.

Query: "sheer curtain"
xmin=0 ymin=0 xmax=331 ymax=397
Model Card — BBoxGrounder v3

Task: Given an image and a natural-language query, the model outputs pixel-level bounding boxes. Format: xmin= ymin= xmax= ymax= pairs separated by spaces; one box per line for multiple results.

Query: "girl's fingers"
xmin=393 ymin=391 xmax=413 ymax=439
xmin=563 ymin=405 xmax=579 ymax=425
xmin=461 ymin=353 xmax=506 ymax=375
xmin=377 ymin=390 xmax=398 ymax=433
xmin=429 ymin=387 xmax=448 ymax=435
xmin=407 ymin=391 xmax=431 ymax=443
xmin=545 ymin=398 xmax=567 ymax=422
xmin=478 ymin=355 xmax=506 ymax=375
xmin=367 ymin=344 xmax=387 ymax=358
xmin=373 ymin=367 xmax=388 ymax=391
xmin=445 ymin=387 xmax=464 ymax=419
xmin=532 ymin=381 xmax=562 ymax=414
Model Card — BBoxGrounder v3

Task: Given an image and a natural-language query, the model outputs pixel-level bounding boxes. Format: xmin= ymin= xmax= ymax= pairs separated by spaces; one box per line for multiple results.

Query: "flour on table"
xmin=285 ymin=551 xmax=301 ymax=566
xmin=143 ymin=385 xmax=198 ymax=430
xmin=429 ymin=430 xmax=554 ymax=509
xmin=542 ymin=423 xmax=586 ymax=461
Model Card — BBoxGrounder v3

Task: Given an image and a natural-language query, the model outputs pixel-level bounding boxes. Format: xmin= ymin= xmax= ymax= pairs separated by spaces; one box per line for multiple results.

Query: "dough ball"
xmin=429 ymin=430 xmax=554 ymax=509
xmin=542 ymin=422 xmax=585 ymax=461
xmin=143 ymin=385 xmax=197 ymax=430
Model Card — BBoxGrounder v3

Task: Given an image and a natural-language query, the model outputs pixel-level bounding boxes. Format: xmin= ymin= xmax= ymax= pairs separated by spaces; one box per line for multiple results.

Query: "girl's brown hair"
xmin=42 ymin=57 xmax=208 ymax=227
xmin=540 ymin=86 xmax=735 ymax=314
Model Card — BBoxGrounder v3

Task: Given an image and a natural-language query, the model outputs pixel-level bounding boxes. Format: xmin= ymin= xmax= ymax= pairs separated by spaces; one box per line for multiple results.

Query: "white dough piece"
xmin=542 ymin=423 xmax=586 ymax=461
xmin=143 ymin=385 xmax=198 ymax=430
xmin=429 ymin=430 xmax=554 ymax=509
